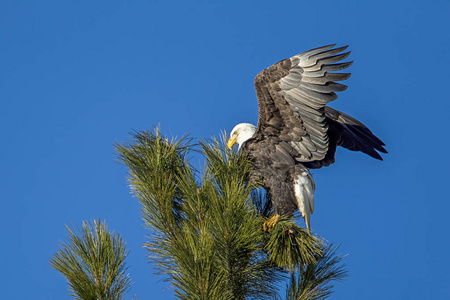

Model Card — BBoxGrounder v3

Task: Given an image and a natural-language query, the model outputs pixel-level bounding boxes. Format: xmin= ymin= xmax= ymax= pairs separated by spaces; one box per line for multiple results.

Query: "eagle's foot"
xmin=263 ymin=214 xmax=280 ymax=232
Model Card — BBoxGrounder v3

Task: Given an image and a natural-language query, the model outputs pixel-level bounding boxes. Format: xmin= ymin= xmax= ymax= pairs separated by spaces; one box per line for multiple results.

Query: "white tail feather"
xmin=294 ymin=170 xmax=315 ymax=231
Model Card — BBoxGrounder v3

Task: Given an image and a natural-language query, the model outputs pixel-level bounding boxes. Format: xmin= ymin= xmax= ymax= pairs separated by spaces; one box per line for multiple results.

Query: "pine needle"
xmin=50 ymin=219 xmax=131 ymax=300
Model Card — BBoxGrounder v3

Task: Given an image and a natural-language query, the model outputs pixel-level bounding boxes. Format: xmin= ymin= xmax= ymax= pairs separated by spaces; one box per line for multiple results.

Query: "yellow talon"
xmin=263 ymin=214 xmax=280 ymax=232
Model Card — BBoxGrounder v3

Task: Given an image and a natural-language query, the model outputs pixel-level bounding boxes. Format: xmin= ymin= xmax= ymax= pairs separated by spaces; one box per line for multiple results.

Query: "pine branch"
xmin=117 ymin=129 xmax=228 ymax=299
xmin=115 ymin=129 xmax=191 ymax=235
xmin=199 ymin=136 xmax=285 ymax=299
xmin=266 ymin=220 xmax=324 ymax=271
xmin=285 ymin=245 xmax=348 ymax=300
xmin=50 ymin=219 xmax=131 ymax=300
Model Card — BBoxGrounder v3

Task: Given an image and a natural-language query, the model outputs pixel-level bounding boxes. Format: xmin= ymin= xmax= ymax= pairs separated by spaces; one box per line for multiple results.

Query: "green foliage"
xmin=266 ymin=220 xmax=323 ymax=271
xmin=285 ymin=245 xmax=348 ymax=300
xmin=115 ymin=128 xmax=347 ymax=299
xmin=50 ymin=127 xmax=347 ymax=299
xmin=50 ymin=219 xmax=131 ymax=300
xmin=198 ymin=137 xmax=284 ymax=299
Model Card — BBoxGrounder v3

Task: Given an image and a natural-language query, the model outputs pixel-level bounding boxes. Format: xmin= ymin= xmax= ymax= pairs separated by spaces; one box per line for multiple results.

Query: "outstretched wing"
xmin=253 ymin=44 xmax=352 ymax=163
xmin=303 ymin=107 xmax=388 ymax=168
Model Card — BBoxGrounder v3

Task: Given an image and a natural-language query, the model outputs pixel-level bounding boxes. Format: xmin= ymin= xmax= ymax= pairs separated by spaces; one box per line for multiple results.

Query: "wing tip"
xmin=368 ymin=145 xmax=388 ymax=160
xmin=323 ymin=43 xmax=338 ymax=48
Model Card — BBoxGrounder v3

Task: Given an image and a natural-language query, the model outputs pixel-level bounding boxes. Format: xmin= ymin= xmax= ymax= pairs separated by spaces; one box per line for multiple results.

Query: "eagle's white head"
xmin=228 ymin=123 xmax=256 ymax=150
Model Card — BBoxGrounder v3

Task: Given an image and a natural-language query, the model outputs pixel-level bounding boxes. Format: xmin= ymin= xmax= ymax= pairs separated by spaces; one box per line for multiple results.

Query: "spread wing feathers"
xmin=324 ymin=107 xmax=388 ymax=159
xmin=254 ymin=44 xmax=352 ymax=163
xmin=303 ymin=107 xmax=387 ymax=169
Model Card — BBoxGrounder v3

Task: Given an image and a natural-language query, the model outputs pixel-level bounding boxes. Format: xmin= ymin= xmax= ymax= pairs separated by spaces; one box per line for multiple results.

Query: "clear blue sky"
xmin=1 ymin=0 xmax=449 ymax=299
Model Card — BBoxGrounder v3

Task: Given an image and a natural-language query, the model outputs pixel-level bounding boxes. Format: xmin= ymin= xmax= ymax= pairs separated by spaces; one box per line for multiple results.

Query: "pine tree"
xmin=114 ymin=128 xmax=347 ymax=299
xmin=51 ymin=128 xmax=347 ymax=299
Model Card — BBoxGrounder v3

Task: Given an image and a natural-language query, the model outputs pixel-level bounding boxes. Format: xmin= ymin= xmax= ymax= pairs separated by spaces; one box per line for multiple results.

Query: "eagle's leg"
xmin=263 ymin=214 xmax=280 ymax=232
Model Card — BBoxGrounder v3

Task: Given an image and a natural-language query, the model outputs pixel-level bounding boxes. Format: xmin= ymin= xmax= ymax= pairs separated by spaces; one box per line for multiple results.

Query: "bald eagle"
xmin=227 ymin=44 xmax=386 ymax=232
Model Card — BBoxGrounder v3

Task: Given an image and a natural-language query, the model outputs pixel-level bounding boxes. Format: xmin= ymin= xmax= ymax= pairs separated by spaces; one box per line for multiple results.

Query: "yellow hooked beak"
xmin=227 ymin=135 xmax=237 ymax=149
